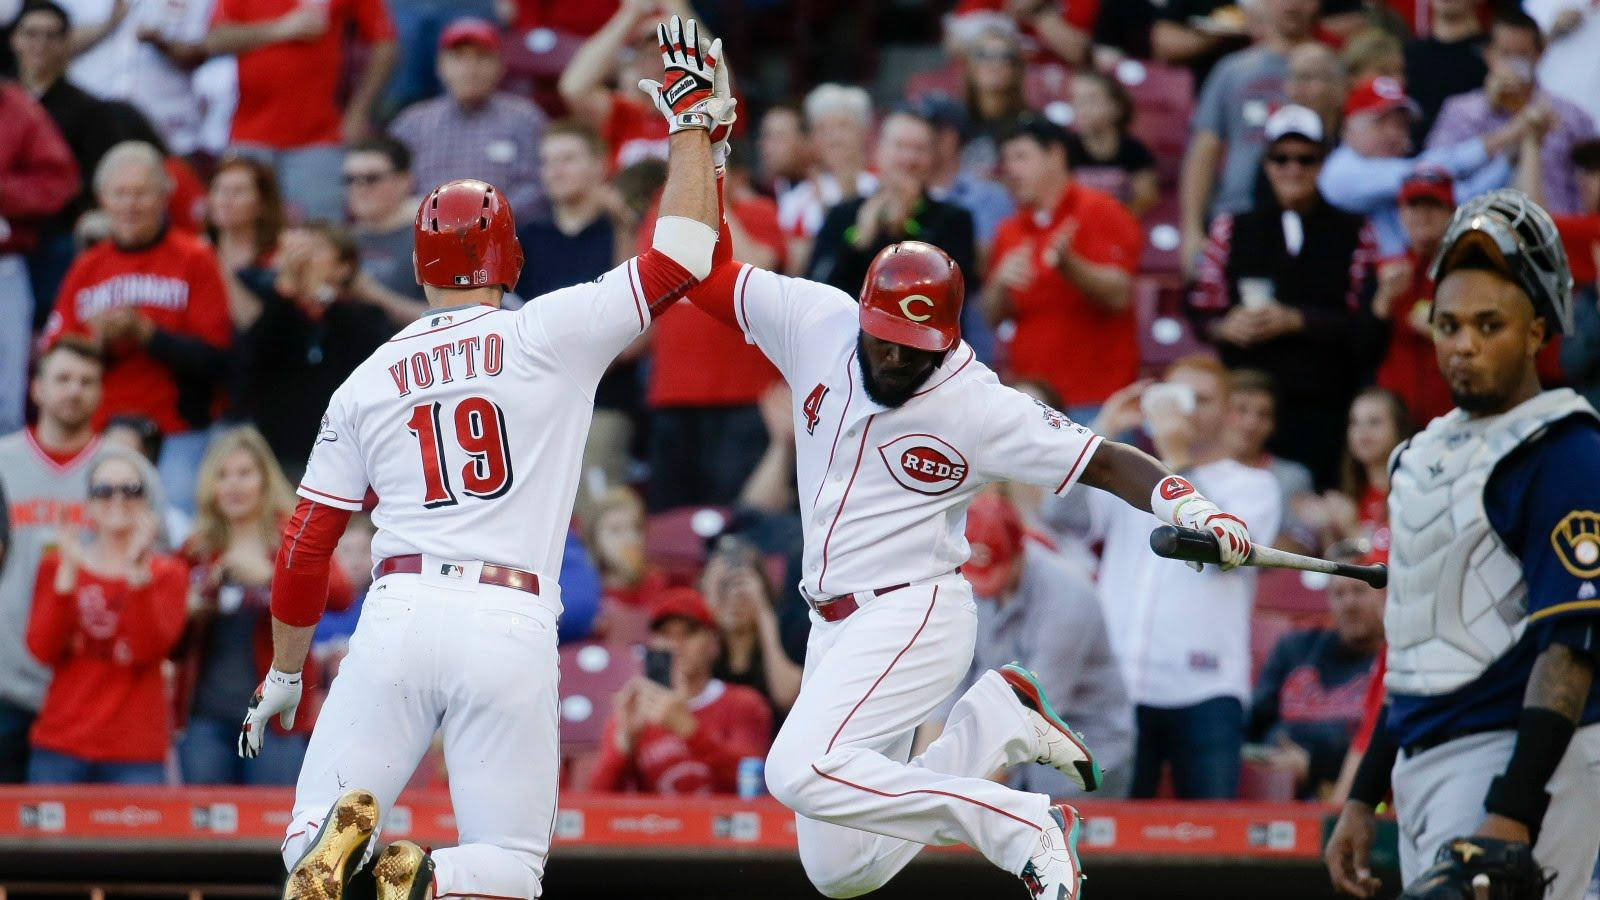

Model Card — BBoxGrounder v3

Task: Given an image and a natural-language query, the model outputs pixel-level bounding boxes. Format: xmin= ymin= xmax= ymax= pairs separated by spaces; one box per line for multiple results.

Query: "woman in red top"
xmin=26 ymin=449 xmax=189 ymax=784
xmin=173 ymin=426 xmax=350 ymax=785
xmin=1314 ymin=388 xmax=1414 ymax=552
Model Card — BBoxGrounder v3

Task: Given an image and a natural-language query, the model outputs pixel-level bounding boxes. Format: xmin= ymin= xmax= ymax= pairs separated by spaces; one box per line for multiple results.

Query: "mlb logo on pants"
xmin=441 ymin=564 xmax=465 ymax=579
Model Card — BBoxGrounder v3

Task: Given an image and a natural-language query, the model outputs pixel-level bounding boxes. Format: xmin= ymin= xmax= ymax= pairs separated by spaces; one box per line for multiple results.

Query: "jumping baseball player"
xmin=1324 ymin=190 xmax=1600 ymax=900
xmin=233 ymin=17 xmax=729 ymax=900
xmin=679 ymin=115 xmax=1255 ymax=898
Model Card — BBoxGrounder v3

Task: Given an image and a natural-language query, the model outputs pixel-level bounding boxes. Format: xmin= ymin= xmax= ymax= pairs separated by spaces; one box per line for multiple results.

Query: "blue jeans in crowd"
xmin=27 ymin=748 xmax=165 ymax=785
xmin=0 ymin=698 xmax=35 ymax=784
xmin=1130 ymin=696 xmax=1244 ymax=799
xmin=179 ymin=716 xmax=307 ymax=786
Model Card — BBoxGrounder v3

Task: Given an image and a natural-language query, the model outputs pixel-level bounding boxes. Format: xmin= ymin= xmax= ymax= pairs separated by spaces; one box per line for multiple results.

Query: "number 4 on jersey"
xmin=802 ymin=384 xmax=829 ymax=435
xmin=406 ymin=396 xmax=514 ymax=508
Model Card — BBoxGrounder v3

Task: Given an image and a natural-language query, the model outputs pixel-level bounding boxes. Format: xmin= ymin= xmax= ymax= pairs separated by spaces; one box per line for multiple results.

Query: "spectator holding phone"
xmin=588 ymin=589 xmax=772 ymax=795
xmin=701 ymin=536 xmax=801 ymax=718
xmin=25 ymin=447 xmax=187 ymax=784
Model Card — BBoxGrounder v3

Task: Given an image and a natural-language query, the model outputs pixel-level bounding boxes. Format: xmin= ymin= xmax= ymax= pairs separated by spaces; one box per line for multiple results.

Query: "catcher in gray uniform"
xmin=1324 ymin=190 xmax=1600 ymax=900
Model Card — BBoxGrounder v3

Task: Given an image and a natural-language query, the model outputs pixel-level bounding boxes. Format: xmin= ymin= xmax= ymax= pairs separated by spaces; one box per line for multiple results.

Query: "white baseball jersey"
xmin=298 ymin=259 xmax=652 ymax=584
xmin=725 ymin=264 xmax=1103 ymax=598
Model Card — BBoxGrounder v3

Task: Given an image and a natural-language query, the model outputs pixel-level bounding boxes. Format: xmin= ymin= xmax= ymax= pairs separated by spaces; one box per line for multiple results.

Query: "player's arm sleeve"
xmin=297 ymin=393 xmax=370 ymax=511
xmin=973 ymin=384 xmax=1103 ymax=496
xmin=270 ymin=498 xmax=355 ymax=627
xmin=1517 ymin=423 xmax=1600 ymax=626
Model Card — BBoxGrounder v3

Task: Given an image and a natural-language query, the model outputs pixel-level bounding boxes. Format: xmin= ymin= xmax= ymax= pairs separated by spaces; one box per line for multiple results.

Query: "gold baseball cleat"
xmin=373 ymin=841 xmax=435 ymax=900
xmin=283 ymin=788 xmax=380 ymax=900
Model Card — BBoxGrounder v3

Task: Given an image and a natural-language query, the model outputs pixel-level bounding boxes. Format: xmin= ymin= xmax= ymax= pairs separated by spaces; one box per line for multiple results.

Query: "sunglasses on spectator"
xmin=971 ymin=49 xmax=1020 ymax=63
xmin=1266 ymin=152 xmax=1322 ymax=168
xmin=89 ymin=482 xmax=146 ymax=500
xmin=342 ymin=171 xmax=392 ymax=187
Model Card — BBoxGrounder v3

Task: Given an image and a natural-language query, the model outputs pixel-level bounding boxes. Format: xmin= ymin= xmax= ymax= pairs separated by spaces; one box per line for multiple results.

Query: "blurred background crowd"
xmin=0 ymin=0 xmax=1597 ymax=813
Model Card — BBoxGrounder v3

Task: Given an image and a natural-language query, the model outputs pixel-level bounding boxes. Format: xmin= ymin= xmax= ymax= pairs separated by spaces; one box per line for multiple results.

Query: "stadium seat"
xmin=1237 ymin=759 xmax=1297 ymax=802
xmin=1120 ymin=61 xmax=1194 ymax=188
xmin=1134 ymin=276 xmax=1205 ymax=373
xmin=558 ymin=641 xmax=642 ymax=749
xmin=645 ymin=506 xmax=729 ymax=582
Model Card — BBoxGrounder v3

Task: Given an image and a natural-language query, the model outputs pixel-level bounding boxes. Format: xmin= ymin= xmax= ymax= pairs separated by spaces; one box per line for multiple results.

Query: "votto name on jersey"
xmin=387 ymin=330 xmax=507 ymax=398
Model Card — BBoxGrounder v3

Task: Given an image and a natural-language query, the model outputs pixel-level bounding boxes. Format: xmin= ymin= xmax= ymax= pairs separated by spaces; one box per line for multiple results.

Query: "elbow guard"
xmin=652 ymin=215 xmax=717 ymax=281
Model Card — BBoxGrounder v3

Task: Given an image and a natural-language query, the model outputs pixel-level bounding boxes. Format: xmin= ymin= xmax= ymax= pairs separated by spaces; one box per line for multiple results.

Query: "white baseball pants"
xmin=765 ymin=575 xmax=1054 ymax=899
xmin=281 ymin=564 xmax=563 ymax=899
xmin=1392 ymin=723 xmax=1600 ymax=900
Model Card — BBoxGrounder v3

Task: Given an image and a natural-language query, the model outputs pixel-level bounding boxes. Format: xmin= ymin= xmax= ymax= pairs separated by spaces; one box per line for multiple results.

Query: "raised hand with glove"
xmin=1150 ymin=474 xmax=1252 ymax=570
xmin=636 ymin=15 xmax=735 ymax=140
xmin=238 ymin=667 xmax=302 ymax=759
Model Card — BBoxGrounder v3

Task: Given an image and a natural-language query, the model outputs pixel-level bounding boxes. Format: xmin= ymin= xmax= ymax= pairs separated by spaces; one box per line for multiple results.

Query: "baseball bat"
xmin=1148 ymin=525 xmax=1388 ymax=589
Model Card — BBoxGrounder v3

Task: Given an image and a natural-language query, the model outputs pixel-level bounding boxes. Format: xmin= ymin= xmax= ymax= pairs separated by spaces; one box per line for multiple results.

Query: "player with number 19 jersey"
xmin=300 ymin=263 xmax=649 ymax=584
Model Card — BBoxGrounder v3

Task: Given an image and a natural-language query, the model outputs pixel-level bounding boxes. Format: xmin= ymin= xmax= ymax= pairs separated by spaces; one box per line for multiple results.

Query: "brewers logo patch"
xmin=878 ymin=434 xmax=969 ymax=495
xmin=1551 ymin=511 xmax=1600 ymax=579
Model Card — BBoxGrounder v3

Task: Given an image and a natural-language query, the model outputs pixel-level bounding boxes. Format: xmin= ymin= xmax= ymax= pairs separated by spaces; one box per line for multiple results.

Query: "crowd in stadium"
xmin=0 ymin=0 xmax=1597 ymax=815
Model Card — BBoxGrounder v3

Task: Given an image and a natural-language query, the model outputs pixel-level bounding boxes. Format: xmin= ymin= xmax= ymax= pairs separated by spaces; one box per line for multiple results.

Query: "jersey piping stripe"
xmin=625 ymin=257 xmax=646 ymax=331
xmin=299 ymin=484 xmax=364 ymax=506
xmin=1053 ymin=435 xmax=1103 ymax=495
xmin=1528 ymin=599 xmax=1600 ymax=621
xmin=826 ymin=585 xmax=939 ymax=754
xmin=910 ymin=343 xmax=974 ymax=398
xmin=733 ymin=264 xmax=754 ymax=336
xmin=816 ymin=413 xmax=875 ymax=594
xmin=384 ymin=307 xmax=498 ymax=343
xmin=811 ymin=354 xmax=856 ymax=510
xmin=807 ymin=765 xmax=1042 ymax=834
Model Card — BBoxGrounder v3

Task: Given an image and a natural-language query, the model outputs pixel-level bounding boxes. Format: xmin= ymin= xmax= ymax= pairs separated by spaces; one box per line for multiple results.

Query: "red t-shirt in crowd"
xmin=27 ymin=552 xmax=189 ymax=763
xmin=1555 ymin=214 xmax=1600 ymax=288
xmin=514 ymin=0 xmax=618 ymax=34
xmin=588 ymin=679 xmax=772 ymax=795
xmin=45 ymin=227 xmax=232 ymax=434
xmin=605 ymin=93 xmax=670 ymax=173
xmin=1375 ymin=251 xmax=1453 ymax=426
xmin=638 ymin=196 xmax=781 ymax=408
xmin=165 ymin=157 xmax=207 ymax=233
xmin=988 ymin=182 xmax=1143 ymax=407
xmin=215 ymin=0 xmax=395 ymax=148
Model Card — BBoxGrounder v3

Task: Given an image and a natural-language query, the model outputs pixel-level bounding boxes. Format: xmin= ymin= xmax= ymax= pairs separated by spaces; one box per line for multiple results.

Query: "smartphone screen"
xmin=643 ymin=647 xmax=673 ymax=687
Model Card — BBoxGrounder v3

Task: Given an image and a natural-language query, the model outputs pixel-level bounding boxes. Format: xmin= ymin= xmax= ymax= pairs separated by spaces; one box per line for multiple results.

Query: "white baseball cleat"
xmin=1019 ymin=803 xmax=1086 ymax=899
xmin=1000 ymin=663 xmax=1102 ymax=791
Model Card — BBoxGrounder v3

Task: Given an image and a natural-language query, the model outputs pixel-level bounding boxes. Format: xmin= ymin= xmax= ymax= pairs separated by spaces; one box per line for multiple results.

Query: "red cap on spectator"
xmin=961 ymin=492 xmax=1025 ymax=598
xmin=1399 ymin=165 xmax=1455 ymax=206
xmin=440 ymin=18 xmax=500 ymax=53
xmin=649 ymin=587 xmax=718 ymax=632
xmin=1344 ymin=75 xmax=1420 ymax=120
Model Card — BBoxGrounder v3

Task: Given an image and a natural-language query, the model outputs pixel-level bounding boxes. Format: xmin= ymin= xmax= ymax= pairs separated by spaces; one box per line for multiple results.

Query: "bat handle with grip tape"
xmin=1148 ymin=525 xmax=1240 ymax=566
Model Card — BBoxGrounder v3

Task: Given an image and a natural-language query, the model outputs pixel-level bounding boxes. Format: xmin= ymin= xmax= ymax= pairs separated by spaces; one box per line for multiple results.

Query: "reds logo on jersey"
xmin=878 ymin=434 xmax=969 ymax=495
xmin=802 ymin=384 xmax=829 ymax=435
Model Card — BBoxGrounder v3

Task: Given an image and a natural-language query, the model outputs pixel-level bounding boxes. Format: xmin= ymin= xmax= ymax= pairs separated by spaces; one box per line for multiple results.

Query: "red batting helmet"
xmin=858 ymin=241 xmax=964 ymax=353
xmin=413 ymin=179 xmax=524 ymax=292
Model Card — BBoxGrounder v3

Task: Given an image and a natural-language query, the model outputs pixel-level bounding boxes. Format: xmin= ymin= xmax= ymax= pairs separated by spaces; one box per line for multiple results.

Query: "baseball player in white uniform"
xmin=233 ymin=17 xmax=730 ymax=900
xmin=676 ymin=143 xmax=1257 ymax=897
